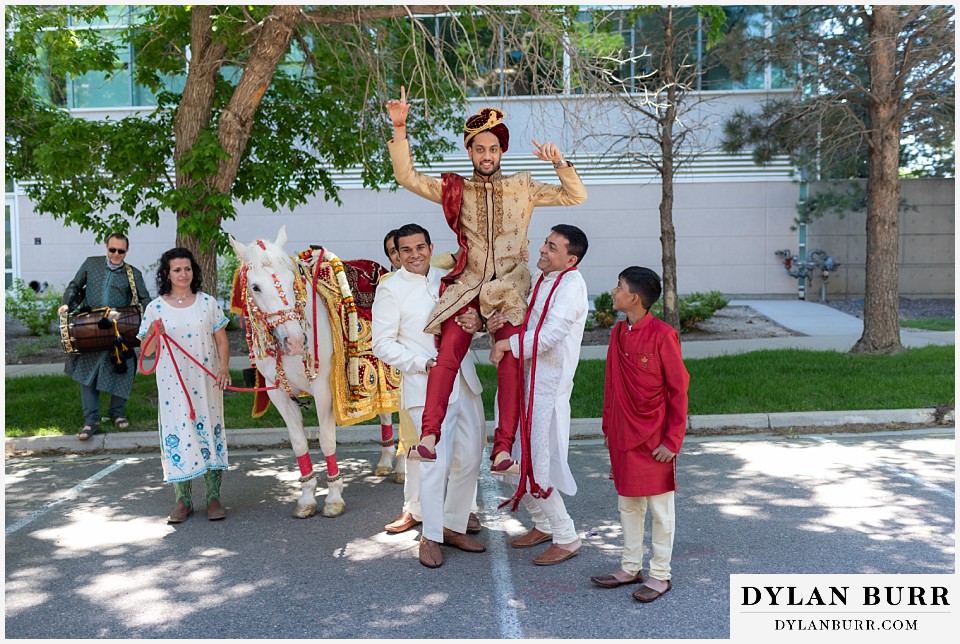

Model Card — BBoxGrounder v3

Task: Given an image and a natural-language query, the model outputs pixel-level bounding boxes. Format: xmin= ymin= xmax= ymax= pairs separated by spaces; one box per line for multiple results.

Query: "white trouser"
xmin=408 ymin=390 xmax=472 ymax=543
xmin=401 ymin=415 xmax=423 ymax=520
xmin=619 ymin=492 xmax=675 ymax=581
xmin=443 ymin=386 xmax=484 ymax=533
xmin=521 ymin=491 xmax=578 ymax=545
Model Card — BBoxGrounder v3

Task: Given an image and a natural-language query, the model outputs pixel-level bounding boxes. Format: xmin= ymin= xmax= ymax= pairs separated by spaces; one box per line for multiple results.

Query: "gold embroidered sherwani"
xmin=387 ymin=137 xmax=588 ymax=334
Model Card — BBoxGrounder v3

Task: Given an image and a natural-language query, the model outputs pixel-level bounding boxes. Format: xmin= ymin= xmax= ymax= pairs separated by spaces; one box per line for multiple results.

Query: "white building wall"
xmin=13 ymin=177 xmax=804 ymax=300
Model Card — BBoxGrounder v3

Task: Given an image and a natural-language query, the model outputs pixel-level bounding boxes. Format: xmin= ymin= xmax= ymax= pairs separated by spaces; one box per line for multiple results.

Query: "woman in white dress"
xmin=138 ymin=248 xmax=231 ymax=523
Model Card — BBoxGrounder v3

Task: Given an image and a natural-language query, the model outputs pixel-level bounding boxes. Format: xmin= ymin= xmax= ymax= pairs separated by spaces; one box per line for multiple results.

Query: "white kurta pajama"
xmin=507 ymin=269 xmax=588 ymax=545
xmin=137 ymin=293 xmax=230 ymax=483
xmin=372 ymin=266 xmax=484 ymax=542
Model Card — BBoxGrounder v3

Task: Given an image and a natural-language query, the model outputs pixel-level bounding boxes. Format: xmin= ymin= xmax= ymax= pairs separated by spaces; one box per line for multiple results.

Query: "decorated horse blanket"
xmin=230 ymin=247 xmax=401 ymax=425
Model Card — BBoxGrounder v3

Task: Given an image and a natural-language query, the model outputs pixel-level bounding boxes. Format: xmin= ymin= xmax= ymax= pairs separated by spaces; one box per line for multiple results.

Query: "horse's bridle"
xmin=240 ymin=242 xmax=319 ymax=395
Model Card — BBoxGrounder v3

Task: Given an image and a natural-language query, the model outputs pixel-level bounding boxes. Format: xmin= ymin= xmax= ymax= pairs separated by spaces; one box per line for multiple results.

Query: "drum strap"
xmin=124 ymin=265 xmax=140 ymax=309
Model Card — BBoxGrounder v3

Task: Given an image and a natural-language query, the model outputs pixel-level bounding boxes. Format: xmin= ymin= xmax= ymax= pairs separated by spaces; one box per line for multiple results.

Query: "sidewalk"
xmin=5 ymin=299 xmax=954 ymax=455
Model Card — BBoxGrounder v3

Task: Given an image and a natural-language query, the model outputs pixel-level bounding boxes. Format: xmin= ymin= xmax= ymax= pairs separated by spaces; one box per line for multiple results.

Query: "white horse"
xmin=229 ymin=227 xmax=401 ymax=518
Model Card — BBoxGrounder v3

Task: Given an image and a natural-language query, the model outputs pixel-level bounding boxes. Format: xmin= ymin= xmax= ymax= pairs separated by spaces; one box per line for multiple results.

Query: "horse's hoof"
xmin=374 ymin=466 xmax=393 ymax=477
xmin=394 ymin=472 xmax=405 ymax=484
xmin=292 ymin=504 xmax=317 ymax=519
xmin=321 ymin=502 xmax=345 ymax=518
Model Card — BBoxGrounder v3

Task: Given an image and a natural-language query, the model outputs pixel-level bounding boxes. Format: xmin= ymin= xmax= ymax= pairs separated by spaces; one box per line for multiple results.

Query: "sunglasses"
xmin=108 ymin=248 xmax=127 ymax=255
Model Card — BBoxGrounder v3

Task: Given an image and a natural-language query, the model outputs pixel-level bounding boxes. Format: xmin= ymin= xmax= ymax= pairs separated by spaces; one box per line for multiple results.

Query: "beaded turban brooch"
xmin=464 ymin=107 xmax=509 ymax=152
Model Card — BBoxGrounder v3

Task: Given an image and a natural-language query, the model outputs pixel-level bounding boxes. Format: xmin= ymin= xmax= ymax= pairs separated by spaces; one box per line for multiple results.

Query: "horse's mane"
xmin=243 ymin=239 xmax=296 ymax=273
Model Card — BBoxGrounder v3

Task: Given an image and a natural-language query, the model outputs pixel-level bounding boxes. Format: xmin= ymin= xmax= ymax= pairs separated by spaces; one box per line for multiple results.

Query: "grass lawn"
xmin=901 ymin=318 xmax=954 ymax=331
xmin=5 ymin=346 xmax=954 ymax=438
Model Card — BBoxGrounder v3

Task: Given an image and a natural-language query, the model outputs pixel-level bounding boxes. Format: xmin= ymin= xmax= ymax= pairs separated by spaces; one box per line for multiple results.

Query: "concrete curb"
xmin=6 ymin=408 xmax=952 ymax=456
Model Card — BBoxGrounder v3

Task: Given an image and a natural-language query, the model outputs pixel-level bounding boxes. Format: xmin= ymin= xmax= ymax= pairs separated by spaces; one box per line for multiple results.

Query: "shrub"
xmin=6 ymin=279 xmax=63 ymax=335
xmin=590 ymin=291 xmax=617 ymax=329
xmin=651 ymin=290 xmax=729 ymax=332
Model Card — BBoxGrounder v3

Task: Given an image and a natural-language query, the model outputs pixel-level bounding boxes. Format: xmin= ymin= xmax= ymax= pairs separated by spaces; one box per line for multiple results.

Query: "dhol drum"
xmin=60 ymin=306 xmax=142 ymax=355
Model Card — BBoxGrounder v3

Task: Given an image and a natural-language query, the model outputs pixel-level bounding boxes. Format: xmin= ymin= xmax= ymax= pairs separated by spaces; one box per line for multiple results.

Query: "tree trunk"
xmin=214 ymin=5 xmax=301 ymax=193
xmin=659 ymin=7 xmax=681 ymax=332
xmin=174 ymin=6 xmax=229 ymax=293
xmin=174 ymin=5 xmax=302 ymax=292
xmin=852 ymin=6 xmax=903 ymax=354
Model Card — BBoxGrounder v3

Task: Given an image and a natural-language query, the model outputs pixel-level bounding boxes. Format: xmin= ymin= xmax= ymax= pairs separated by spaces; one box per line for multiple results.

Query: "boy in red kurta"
xmin=591 ymin=266 xmax=689 ymax=603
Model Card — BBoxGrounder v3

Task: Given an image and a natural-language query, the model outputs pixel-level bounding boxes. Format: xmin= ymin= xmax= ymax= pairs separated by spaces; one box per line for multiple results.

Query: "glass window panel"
xmin=71 ymin=33 xmax=131 ymax=108
xmin=32 ymin=44 xmax=68 ymax=107
xmin=422 ymin=15 xmax=499 ymax=97
xmin=701 ymin=6 xmax=768 ymax=91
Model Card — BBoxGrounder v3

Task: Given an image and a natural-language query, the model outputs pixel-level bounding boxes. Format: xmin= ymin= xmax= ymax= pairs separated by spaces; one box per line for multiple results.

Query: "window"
xmin=5 ymin=201 xmax=16 ymax=290
xmin=70 ymin=32 xmax=133 ymax=108
xmin=30 ymin=5 xmax=186 ymax=109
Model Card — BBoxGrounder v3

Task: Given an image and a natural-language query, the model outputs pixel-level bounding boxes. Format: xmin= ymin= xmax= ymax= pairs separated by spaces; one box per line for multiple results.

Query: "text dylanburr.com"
xmin=730 ymin=574 xmax=956 ymax=641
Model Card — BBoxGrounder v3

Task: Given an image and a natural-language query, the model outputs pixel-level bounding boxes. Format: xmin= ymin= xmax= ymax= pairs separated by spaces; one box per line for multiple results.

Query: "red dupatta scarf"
xmin=501 ymin=265 xmax=577 ymax=511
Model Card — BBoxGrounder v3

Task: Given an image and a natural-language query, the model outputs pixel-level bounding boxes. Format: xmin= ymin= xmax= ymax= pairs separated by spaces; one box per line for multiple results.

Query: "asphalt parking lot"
xmin=5 ymin=428 xmax=955 ymax=639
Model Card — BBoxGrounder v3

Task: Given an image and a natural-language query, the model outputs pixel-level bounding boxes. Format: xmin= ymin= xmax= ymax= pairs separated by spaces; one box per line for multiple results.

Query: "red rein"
xmin=138 ymin=323 xmax=278 ymax=420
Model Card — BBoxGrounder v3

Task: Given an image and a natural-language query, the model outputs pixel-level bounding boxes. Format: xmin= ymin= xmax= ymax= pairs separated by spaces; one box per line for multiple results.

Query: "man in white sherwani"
xmin=488 ymin=224 xmax=590 ymax=566
xmin=372 ymin=223 xmax=487 ymax=568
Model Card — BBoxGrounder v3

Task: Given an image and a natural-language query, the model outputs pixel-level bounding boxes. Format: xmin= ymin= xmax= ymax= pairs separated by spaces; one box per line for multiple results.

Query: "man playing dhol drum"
xmin=58 ymin=233 xmax=150 ymax=439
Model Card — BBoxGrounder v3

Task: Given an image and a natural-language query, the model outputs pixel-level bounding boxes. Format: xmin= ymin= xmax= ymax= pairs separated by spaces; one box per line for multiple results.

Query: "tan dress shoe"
xmin=533 ymin=543 xmax=581 ymax=566
xmin=510 ymin=527 xmax=552 ymax=549
xmin=633 ymin=580 xmax=672 ymax=602
xmin=466 ymin=512 xmax=482 ymax=534
xmin=384 ymin=511 xmax=421 ymax=533
xmin=419 ymin=537 xmax=443 ymax=568
xmin=442 ymin=528 xmax=486 ymax=553
xmin=166 ymin=500 xmax=193 ymax=524
xmin=590 ymin=571 xmax=644 ymax=588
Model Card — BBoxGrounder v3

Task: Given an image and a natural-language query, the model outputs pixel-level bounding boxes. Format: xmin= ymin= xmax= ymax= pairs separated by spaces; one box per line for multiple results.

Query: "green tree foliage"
xmin=6 ymin=6 xmax=461 ymax=249
xmin=6 ymin=5 xmax=576 ymax=285
xmin=721 ymin=5 xmax=954 ymax=354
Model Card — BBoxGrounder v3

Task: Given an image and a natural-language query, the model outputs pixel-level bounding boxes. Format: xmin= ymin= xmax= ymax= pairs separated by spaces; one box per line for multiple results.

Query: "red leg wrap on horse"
xmin=420 ymin=306 xmax=476 ymax=441
xmin=296 ymin=453 xmax=313 ymax=477
xmin=325 ymin=454 xmax=339 ymax=478
xmin=381 ymin=423 xmax=394 ymax=443
xmin=491 ymin=322 xmax=522 ymax=457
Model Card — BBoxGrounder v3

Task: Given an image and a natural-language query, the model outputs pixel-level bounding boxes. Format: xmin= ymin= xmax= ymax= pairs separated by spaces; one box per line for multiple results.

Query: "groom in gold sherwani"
xmin=385 ymin=87 xmax=587 ymax=475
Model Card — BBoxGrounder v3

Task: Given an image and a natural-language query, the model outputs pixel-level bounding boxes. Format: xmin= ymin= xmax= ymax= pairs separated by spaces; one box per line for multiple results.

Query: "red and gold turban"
xmin=464 ymin=107 xmax=509 ymax=152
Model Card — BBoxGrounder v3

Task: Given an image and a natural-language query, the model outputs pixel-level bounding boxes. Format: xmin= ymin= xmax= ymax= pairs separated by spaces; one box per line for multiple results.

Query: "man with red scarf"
xmin=488 ymin=224 xmax=590 ymax=566
xmin=590 ymin=266 xmax=689 ymax=603
xmin=386 ymin=87 xmax=587 ymax=468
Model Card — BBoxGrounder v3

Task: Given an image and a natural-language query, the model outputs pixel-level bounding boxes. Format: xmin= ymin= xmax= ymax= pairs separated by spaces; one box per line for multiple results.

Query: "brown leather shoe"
xmin=207 ymin=498 xmax=226 ymax=521
xmin=466 ymin=512 xmax=482 ymax=534
xmin=418 ymin=537 xmax=443 ymax=568
xmin=384 ymin=511 xmax=421 ymax=534
xmin=166 ymin=500 xmax=193 ymax=524
xmin=590 ymin=571 xmax=644 ymax=588
xmin=633 ymin=580 xmax=672 ymax=603
xmin=533 ymin=543 xmax=580 ymax=566
xmin=442 ymin=528 xmax=486 ymax=553
xmin=510 ymin=527 xmax=552 ymax=549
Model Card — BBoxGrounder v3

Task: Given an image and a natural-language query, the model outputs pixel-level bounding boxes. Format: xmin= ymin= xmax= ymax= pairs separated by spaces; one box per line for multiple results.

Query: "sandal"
xmin=113 ymin=417 xmax=131 ymax=430
xmin=78 ymin=423 xmax=100 ymax=441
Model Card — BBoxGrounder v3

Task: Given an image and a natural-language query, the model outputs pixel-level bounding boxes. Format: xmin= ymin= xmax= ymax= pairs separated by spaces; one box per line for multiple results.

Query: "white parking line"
xmin=807 ymin=436 xmax=954 ymax=500
xmin=5 ymin=458 xmax=136 ymax=537
xmin=877 ymin=464 xmax=955 ymax=500
xmin=479 ymin=472 xmax=524 ymax=640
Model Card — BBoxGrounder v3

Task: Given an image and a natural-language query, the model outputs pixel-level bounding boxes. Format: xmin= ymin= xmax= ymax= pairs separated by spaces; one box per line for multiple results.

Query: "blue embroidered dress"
xmin=137 ymin=293 xmax=230 ymax=483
